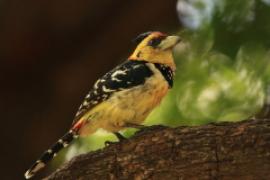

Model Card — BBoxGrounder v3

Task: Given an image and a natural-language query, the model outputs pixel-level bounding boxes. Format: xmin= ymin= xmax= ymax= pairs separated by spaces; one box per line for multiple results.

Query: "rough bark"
xmin=46 ymin=119 xmax=270 ymax=180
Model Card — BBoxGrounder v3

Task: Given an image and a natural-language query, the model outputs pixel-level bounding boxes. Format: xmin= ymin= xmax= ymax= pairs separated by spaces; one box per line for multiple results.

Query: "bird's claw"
xmin=104 ymin=132 xmax=127 ymax=146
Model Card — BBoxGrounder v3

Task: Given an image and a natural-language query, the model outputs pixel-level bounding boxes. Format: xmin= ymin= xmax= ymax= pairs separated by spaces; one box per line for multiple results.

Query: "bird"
xmin=24 ymin=31 xmax=180 ymax=179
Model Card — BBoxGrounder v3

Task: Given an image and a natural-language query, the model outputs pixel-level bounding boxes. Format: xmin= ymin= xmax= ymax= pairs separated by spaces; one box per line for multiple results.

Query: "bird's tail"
xmin=24 ymin=129 xmax=78 ymax=179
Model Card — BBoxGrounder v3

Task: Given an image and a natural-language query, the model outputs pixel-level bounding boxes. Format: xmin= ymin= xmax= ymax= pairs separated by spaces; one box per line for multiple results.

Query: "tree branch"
xmin=46 ymin=119 xmax=270 ymax=180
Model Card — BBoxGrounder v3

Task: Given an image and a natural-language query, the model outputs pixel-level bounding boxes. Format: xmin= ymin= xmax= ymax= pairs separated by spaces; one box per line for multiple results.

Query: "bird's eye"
xmin=148 ymin=37 xmax=165 ymax=48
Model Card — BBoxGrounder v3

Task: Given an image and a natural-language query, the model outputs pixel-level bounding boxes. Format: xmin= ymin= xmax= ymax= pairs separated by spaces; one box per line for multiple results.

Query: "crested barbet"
xmin=24 ymin=31 xmax=181 ymax=179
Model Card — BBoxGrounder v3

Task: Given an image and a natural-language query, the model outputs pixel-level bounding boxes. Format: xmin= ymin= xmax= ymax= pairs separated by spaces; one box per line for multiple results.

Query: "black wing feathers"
xmin=105 ymin=61 xmax=153 ymax=89
xmin=73 ymin=61 xmax=153 ymax=122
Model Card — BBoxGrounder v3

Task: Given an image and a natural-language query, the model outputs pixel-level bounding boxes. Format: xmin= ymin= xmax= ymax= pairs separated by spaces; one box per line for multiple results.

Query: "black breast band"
xmin=154 ymin=63 xmax=174 ymax=88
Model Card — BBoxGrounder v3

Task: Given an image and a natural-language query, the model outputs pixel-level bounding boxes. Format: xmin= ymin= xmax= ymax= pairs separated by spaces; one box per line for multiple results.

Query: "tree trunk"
xmin=46 ymin=118 xmax=270 ymax=180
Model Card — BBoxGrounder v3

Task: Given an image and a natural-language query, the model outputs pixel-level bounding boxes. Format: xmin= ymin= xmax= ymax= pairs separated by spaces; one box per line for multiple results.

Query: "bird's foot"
xmin=104 ymin=132 xmax=127 ymax=146
xmin=124 ymin=123 xmax=146 ymax=129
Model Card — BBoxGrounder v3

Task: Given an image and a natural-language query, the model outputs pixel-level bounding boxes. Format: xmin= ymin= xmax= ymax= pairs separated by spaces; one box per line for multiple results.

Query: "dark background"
xmin=0 ymin=0 xmax=179 ymax=179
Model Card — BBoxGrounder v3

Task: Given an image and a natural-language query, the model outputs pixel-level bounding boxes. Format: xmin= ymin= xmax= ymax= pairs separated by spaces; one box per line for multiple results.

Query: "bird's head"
xmin=129 ymin=31 xmax=180 ymax=71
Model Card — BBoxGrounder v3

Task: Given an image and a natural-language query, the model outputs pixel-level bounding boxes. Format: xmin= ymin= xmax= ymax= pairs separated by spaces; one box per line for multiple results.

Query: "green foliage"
xmin=146 ymin=0 xmax=270 ymax=127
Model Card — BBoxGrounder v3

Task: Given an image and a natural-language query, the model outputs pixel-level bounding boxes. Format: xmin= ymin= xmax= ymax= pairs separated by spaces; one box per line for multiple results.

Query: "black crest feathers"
xmin=132 ymin=31 xmax=153 ymax=44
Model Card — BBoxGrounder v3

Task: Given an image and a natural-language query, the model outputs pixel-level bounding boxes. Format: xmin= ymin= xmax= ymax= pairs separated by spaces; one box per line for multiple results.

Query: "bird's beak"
xmin=159 ymin=35 xmax=181 ymax=50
